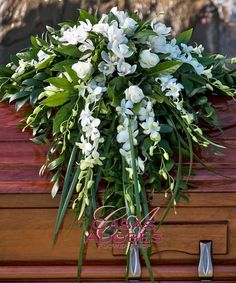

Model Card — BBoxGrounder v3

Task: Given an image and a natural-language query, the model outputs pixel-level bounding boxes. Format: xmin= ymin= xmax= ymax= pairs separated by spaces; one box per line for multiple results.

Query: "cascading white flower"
xmin=117 ymin=60 xmax=137 ymax=76
xmin=116 ymin=99 xmax=134 ymax=117
xmin=141 ymin=117 xmax=161 ymax=142
xmin=156 ymin=75 xmax=184 ymax=100
xmin=138 ymin=100 xmax=155 ymax=121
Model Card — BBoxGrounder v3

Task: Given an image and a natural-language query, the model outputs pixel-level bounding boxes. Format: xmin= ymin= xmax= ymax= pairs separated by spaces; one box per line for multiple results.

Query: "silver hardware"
xmin=198 ymin=240 xmax=213 ymax=280
xmin=128 ymin=246 xmax=141 ymax=279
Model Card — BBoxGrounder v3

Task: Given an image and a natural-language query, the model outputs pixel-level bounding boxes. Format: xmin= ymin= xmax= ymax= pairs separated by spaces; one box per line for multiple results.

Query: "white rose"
xmin=152 ymin=22 xmax=171 ymax=37
xmin=139 ymin=50 xmax=160 ymax=69
xmin=125 ymin=85 xmax=144 ymax=104
xmin=92 ymin=23 xmax=109 ymax=36
xmin=72 ymin=61 xmax=93 ymax=80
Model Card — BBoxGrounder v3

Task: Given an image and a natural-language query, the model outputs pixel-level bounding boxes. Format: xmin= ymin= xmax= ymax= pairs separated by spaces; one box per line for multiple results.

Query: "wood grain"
xmin=1 ymin=98 xmax=236 ymax=281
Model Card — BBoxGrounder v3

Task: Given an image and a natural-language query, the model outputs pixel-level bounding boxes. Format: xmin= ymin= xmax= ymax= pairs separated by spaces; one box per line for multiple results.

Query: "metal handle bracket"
xmin=198 ymin=240 xmax=213 ymax=280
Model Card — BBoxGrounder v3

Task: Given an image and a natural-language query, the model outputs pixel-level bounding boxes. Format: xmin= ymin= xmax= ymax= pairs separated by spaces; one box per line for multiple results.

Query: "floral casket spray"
xmin=0 ymin=7 xmax=236 ymax=282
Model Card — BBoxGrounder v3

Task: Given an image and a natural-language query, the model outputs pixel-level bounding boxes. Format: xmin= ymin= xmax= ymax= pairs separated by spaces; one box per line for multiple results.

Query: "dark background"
xmin=0 ymin=0 xmax=236 ymax=64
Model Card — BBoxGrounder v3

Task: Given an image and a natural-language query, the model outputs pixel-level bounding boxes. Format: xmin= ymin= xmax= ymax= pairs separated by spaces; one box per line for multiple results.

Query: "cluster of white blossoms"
xmin=156 ymin=75 xmax=184 ymax=100
xmin=77 ymin=104 xmax=105 ymax=171
xmin=9 ymin=6 xmax=217 ymax=179
xmin=76 ymin=76 xmax=107 ymax=171
xmin=116 ymin=85 xmax=161 ymax=174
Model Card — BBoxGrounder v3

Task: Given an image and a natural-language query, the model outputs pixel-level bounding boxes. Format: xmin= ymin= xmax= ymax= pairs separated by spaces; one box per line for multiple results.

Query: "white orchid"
xmin=79 ymin=39 xmax=95 ymax=52
xmin=98 ymin=51 xmax=118 ymax=75
xmin=117 ymin=60 xmax=137 ymax=76
xmin=116 ymin=99 xmax=134 ymax=116
xmin=138 ymin=100 xmax=155 ymax=121
xmin=141 ymin=118 xmax=161 ymax=142
xmin=107 ymin=24 xmax=128 ymax=46
xmin=111 ymin=42 xmax=133 ymax=59
xmin=111 ymin=7 xmax=137 ymax=35
xmin=156 ymin=75 xmax=184 ymax=100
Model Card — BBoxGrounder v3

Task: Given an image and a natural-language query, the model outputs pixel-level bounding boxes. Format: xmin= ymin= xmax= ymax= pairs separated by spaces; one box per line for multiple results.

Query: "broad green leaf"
xmin=41 ymin=92 xmax=71 ymax=107
xmin=53 ymin=101 xmax=74 ymax=134
xmin=9 ymin=91 xmax=31 ymax=103
xmin=78 ymin=9 xmax=98 ymax=24
xmin=15 ymin=96 xmax=29 ymax=111
xmin=17 ymin=50 xmax=36 ymax=61
xmin=176 ymin=28 xmax=193 ymax=44
xmin=185 ymin=73 xmax=206 ymax=85
xmin=22 ymin=79 xmax=43 ymax=88
xmin=133 ymin=29 xmax=157 ymax=39
xmin=45 ymin=77 xmax=72 ymax=90
xmin=30 ymin=88 xmax=43 ymax=105
xmin=51 ymin=59 xmax=77 ymax=72
xmin=148 ymin=61 xmax=183 ymax=76
xmin=36 ymin=55 xmax=56 ymax=70
xmin=64 ymin=66 xmax=79 ymax=83
xmin=33 ymin=72 xmax=50 ymax=81
xmin=56 ymin=45 xmax=81 ymax=58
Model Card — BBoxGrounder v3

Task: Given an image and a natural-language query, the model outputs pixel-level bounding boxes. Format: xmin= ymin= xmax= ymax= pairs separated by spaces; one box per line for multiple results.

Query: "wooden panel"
xmin=112 ymin=222 xmax=228 ymax=256
xmin=1 ymin=96 xmax=236 ymax=281
xmin=0 ymin=264 xmax=236 ymax=281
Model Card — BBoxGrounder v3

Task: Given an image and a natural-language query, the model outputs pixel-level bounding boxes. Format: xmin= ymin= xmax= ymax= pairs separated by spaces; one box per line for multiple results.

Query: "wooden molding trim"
xmin=0 ymin=264 xmax=236 ymax=280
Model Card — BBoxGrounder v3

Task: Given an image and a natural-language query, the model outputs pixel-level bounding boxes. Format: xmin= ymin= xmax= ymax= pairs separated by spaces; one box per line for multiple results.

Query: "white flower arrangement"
xmin=0 ymin=7 xmax=236 ymax=282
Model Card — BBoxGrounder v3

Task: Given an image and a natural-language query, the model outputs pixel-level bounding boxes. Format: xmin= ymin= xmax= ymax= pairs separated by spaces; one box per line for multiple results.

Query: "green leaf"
xmin=64 ymin=66 xmax=79 ymax=83
xmin=41 ymin=92 xmax=71 ymax=107
xmin=56 ymin=45 xmax=81 ymax=58
xmin=51 ymin=59 xmax=77 ymax=72
xmin=22 ymin=79 xmax=43 ymax=88
xmin=53 ymin=165 xmax=81 ymax=243
xmin=0 ymin=65 xmax=14 ymax=77
xmin=45 ymin=77 xmax=72 ymax=90
xmin=196 ymin=96 xmax=208 ymax=105
xmin=47 ymin=154 xmax=65 ymax=170
xmin=53 ymin=101 xmax=74 ymax=134
xmin=33 ymin=72 xmax=50 ymax=81
xmin=9 ymin=91 xmax=31 ymax=103
xmin=176 ymin=28 xmax=193 ymax=44
xmin=15 ymin=96 xmax=29 ymax=111
xmin=160 ymin=124 xmax=173 ymax=133
xmin=148 ymin=61 xmax=183 ymax=76
xmin=36 ymin=55 xmax=56 ymax=70
xmin=30 ymin=88 xmax=43 ymax=105
xmin=78 ymin=9 xmax=98 ymax=24
xmin=133 ymin=29 xmax=157 ymax=39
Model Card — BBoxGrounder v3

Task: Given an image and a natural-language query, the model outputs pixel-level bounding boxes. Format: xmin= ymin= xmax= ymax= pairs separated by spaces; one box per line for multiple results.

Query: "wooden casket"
xmin=1 ymin=97 xmax=236 ymax=282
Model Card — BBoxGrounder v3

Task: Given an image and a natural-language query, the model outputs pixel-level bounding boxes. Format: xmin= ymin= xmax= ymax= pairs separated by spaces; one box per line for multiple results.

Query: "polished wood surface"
xmin=1 ymin=97 xmax=236 ymax=281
